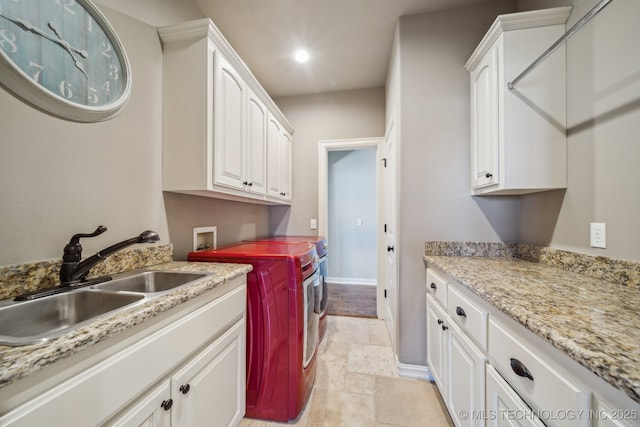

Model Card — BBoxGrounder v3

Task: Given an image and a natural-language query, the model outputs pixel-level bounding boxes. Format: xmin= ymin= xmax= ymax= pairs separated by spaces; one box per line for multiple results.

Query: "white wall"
xmin=270 ymin=88 xmax=386 ymax=236
xmin=327 ymin=149 xmax=378 ymax=282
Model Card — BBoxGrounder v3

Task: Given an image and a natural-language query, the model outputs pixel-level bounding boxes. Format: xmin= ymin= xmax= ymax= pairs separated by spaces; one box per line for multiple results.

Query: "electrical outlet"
xmin=590 ymin=223 xmax=606 ymax=248
xmin=310 ymin=219 xmax=317 ymax=230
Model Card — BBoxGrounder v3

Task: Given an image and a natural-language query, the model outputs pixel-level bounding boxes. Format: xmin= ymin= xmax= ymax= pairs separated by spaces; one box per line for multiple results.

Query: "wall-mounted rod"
xmin=508 ymin=0 xmax=613 ymax=90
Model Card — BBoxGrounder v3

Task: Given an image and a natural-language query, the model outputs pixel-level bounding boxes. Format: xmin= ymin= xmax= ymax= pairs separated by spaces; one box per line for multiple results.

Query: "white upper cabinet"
xmin=266 ymin=114 xmax=292 ymax=201
xmin=465 ymin=7 xmax=571 ymax=195
xmin=159 ymin=19 xmax=293 ymax=205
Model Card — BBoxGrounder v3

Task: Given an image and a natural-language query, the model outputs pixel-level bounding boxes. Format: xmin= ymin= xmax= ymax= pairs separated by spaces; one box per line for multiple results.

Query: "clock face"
xmin=0 ymin=0 xmax=131 ymax=121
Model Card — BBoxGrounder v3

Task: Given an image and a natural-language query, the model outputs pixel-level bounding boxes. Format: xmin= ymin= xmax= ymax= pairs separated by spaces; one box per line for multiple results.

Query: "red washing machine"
xmin=243 ymin=236 xmax=328 ymax=342
xmin=188 ymin=242 xmax=319 ymax=422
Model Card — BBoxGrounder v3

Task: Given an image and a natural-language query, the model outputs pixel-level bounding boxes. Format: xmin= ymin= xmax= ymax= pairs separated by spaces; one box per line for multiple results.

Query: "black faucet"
xmin=59 ymin=226 xmax=160 ymax=286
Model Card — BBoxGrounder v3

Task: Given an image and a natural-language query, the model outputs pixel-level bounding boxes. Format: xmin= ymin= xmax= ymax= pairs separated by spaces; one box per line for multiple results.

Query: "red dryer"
xmin=243 ymin=236 xmax=328 ymax=341
xmin=188 ymin=242 xmax=319 ymax=422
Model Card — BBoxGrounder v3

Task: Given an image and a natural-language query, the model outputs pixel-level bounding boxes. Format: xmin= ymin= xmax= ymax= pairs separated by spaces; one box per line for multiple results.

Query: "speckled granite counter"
xmin=424 ymin=253 xmax=640 ymax=404
xmin=0 ymin=260 xmax=252 ymax=390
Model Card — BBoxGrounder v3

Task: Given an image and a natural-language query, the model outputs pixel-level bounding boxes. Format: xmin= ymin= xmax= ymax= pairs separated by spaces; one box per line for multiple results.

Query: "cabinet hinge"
xmin=384 ymin=224 xmax=387 ymax=233
xmin=384 ymin=289 xmax=388 ymax=298
xmin=382 ymin=158 xmax=387 ymax=168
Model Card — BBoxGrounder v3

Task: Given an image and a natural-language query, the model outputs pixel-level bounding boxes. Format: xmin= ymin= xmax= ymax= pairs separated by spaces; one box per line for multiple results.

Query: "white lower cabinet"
xmin=0 ymin=280 xmax=247 ymax=427
xmin=111 ymin=319 xmax=246 ymax=427
xmin=486 ymin=364 xmax=544 ymax=427
xmin=427 ymin=294 xmax=448 ymax=396
xmin=449 ymin=321 xmax=486 ymax=427
xmin=110 ymin=382 xmax=172 ymax=427
xmin=427 ymin=293 xmax=486 ymax=427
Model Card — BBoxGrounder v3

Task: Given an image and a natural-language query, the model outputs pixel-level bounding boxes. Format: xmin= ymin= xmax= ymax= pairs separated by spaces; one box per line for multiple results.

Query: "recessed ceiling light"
xmin=293 ymin=49 xmax=310 ymax=63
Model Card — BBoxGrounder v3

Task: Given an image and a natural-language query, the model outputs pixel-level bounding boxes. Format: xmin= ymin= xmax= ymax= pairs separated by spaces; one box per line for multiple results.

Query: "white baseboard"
xmin=326 ymin=277 xmax=377 ymax=286
xmin=395 ymin=355 xmax=433 ymax=381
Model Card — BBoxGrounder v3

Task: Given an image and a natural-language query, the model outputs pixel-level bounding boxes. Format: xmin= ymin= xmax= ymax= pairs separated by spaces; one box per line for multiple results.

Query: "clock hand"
xmin=0 ymin=12 xmax=88 ymax=78
xmin=47 ymin=22 xmax=88 ymax=58
xmin=47 ymin=22 xmax=88 ymax=78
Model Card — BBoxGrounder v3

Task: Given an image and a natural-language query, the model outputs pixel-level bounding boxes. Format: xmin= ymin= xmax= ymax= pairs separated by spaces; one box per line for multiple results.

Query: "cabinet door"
xmin=280 ymin=130 xmax=292 ymax=201
xmin=426 ymin=294 xmax=448 ymax=398
xmin=470 ymin=41 xmax=499 ymax=189
xmin=486 ymin=365 xmax=545 ymax=427
xmin=107 ymin=381 xmax=172 ymax=427
xmin=246 ymin=90 xmax=267 ymax=195
xmin=449 ymin=321 xmax=486 ymax=427
xmin=172 ymin=319 xmax=246 ymax=427
xmin=214 ymin=53 xmax=245 ymax=191
xmin=266 ymin=115 xmax=282 ymax=198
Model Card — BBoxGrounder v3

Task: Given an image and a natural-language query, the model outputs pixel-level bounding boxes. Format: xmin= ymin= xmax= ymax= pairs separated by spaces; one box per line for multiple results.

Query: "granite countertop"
xmin=0 ymin=261 xmax=252 ymax=390
xmin=425 ymin=255 xmax=640 ymax=404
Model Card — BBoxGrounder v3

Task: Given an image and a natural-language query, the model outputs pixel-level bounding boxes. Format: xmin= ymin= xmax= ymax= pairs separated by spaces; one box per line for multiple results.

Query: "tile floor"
xmin=240 ymin=315 xmax=454 ymax=427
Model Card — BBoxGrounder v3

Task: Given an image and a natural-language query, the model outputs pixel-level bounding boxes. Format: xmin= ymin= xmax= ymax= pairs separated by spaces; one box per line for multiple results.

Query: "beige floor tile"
xmin=344 ymin=372 xmax=375 ymax=395
xmin=307 ymin=388 xmax=376 ymax=427
xmin=374 ymin=376 xmax=453 ymax=427
xmin=346 ymin=343 xmax=398 ymax=378
xmin=368 ymin=320 xmax=392 ymax=346
xmin=328 ymin=315 xmax=371 ymax=344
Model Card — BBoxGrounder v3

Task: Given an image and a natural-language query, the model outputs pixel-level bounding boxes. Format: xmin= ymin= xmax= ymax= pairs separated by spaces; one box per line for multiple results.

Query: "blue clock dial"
xmin=0 ymin=0 xmax=131 ymax=121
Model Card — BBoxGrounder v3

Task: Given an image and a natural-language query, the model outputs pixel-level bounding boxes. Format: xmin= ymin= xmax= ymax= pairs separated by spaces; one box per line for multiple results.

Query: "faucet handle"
xmin=63 ymin=226 xmax=107 ymax=262
xmin=69 ymin=226 xmax=108 ymax=244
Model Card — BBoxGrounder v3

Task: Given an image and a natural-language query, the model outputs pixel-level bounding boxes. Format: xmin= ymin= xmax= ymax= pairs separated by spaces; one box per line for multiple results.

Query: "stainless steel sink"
xmin=0 ymin=291 xmax=145 ymax=346
xmin=91 ymin=271 xmax=209 ymax=293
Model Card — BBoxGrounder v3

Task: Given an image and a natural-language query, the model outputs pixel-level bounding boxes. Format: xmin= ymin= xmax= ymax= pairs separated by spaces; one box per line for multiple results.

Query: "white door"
xmin=470 ymin=42 xmax=499 ymax=189
xmin=266 ymin=115 xmax=282 ymax=198
xmin=246 ymin=89 xmax=267 ymax=195
xmin=382 ymin=116 xmax=398 ymax=352
xmin=171 ymin=320 xmax=246 ymax=427
xmin=448 ymin=321 xmax=486 ymax=427
xmin=214 ymin=53 xmax=245 ymax=191
xmin=108 ymin=381 xmax=172 ymax=427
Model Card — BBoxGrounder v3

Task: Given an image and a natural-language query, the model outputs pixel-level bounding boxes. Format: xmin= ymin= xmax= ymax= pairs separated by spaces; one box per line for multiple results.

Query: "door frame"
xmin=318 ymin=137 xmax=384 ymax=318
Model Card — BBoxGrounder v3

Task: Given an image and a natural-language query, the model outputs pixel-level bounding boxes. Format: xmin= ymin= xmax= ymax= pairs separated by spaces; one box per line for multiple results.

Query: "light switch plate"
xmin=310 ymin=219 xmax=317 ymax=230
xmin=590 ymin=223 xmax=606 ymax=248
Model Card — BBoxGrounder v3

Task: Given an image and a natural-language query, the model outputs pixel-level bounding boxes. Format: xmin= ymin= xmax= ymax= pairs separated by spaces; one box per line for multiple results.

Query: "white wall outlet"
xmin=356 ymin=218 xmax=363 ymax=227
xmin=590 ymin=223 xmax=606 ymax=248
xmin=310 ymin=219 xmax=317 ymax=230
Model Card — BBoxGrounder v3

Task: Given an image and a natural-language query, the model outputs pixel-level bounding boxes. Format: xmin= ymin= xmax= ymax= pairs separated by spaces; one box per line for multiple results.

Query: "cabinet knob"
xmin=179 ymin=384 xmax=191 ymax=394
xmin=387 ymin=245 xmax=394 ymax=252
xmin=242 ymin=181 xmax=249 ymax=186
xmin=455 ymin=306 xmax=466 ymax=317
xmin=510 ymin=358 xmax=534 ymax=381
xmin=441 ymin=324 xmax=448 ymax=331
xmin=430 ymin=282 xmax=437 ymax=290
xmin=248 ymin=182 xmax=253 ymax=187
xmin=161 ymin=399 xmax=173 ymax=411
xmin=485 ymin=172 xmax=493 ymax=178
xmin=437 ymin=319 xmax=443 ymax=325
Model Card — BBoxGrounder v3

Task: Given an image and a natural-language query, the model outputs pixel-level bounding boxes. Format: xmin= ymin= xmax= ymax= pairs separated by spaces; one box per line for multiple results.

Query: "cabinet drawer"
xmin=486 ymin=364 xmax=545 ymax=427
xmin=426 ymin=268 xmax=448 ymax=307
xmin=447 ymin=285 xmax=487 ymax=350
xmin=488 ymin=319 xmax=591 ymax=427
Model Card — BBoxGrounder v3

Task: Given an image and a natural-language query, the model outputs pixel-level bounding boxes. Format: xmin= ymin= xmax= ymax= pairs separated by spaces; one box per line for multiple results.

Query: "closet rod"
xmin=508 ymin=0 xmax=613 ymax=90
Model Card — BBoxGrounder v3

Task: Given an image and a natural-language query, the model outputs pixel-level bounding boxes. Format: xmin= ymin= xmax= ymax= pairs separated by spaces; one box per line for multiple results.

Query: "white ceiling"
xmin=191 ymin=0 xmax=495 ymax=98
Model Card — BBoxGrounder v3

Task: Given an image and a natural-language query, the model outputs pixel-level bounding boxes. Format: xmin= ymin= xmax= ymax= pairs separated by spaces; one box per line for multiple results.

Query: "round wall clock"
xmin=0 ymin=0 xmax=131 ymax=122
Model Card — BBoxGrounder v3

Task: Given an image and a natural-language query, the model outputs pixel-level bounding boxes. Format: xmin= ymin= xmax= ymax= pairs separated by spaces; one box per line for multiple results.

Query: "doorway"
xmin=318 ymin=138 xmax=383 ymax=318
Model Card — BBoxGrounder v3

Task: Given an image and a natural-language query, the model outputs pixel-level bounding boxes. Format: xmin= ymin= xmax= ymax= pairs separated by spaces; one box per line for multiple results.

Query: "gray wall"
xmin=389 ymin=0 xmax=519 ymax=365
xmin=519 ymin=0 xmax=640 ymax=261
xmin=270 ymin=88 xmax=386 ymax=236
xmin=0 ymin=6 xmax=169 ymax=265
xmin=327 ymin=149 xmax=378 ymax=282
xmin=389 ymin=0 xmax=640 ymax=366
xmin=0 ymin=0 xmax=271 ymax=266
